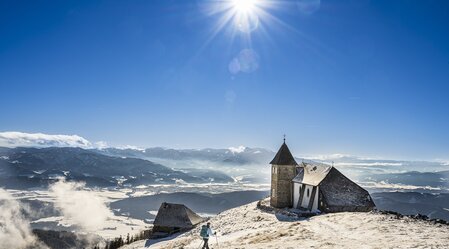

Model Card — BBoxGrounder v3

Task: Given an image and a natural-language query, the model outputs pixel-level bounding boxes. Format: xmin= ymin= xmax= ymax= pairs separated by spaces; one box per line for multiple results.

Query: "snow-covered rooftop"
xmin=293 ymin=162 xmax=332 ymax=186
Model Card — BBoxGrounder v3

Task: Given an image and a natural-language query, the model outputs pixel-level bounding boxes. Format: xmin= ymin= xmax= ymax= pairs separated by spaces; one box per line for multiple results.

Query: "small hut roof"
xmin=153 ymin=202 xmax=204 ymax=228
xmin=293 ymin=162 xmax=332 ymax=186
xmin=270 ymin=142 xmax=298 ymax=166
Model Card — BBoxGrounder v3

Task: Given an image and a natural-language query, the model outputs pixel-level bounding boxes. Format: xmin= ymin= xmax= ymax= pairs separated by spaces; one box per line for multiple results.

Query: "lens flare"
xmin=228 ymin=49 xmax=260 ymax=74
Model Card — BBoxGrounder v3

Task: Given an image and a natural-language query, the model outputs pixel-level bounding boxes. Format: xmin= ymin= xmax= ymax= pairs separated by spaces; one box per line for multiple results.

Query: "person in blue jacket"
xmin=200 ymin=222 xmax=216 ymax=249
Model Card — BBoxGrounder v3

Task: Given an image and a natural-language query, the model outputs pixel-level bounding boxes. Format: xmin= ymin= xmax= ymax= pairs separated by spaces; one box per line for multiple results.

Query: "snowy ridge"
xmin=124 ymin=199 xmax=449 ymax=249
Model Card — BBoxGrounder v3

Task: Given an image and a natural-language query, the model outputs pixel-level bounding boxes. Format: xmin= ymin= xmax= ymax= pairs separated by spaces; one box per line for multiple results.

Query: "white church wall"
xmin=304 ymin=186 xmax=319 ymax=212
xmin=293 ymin=182 xmax=300 ymax=208
xmin=300 ymin=185 xmax=313 ymax=209
xmin=292 ymin=184 xmax=320 ymax=212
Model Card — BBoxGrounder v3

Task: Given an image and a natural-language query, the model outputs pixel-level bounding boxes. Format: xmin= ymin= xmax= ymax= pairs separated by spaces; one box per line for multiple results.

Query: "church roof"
xmin=270 ymin=142 xmax=298 ymax=165
xmin=292 ymin=162 xmax=333 ymax=186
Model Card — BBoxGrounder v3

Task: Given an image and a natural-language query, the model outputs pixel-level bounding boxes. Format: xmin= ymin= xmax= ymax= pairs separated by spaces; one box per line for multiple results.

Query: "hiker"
xmin=200 ymin=222 xmax=216 ymax=249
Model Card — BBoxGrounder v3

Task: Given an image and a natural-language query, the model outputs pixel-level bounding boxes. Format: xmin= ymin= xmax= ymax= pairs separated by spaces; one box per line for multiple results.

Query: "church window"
xmin=272 ymin=188 xmax=276 ymax=197
xmin=307 ymin=188 xmax=310 ymax=197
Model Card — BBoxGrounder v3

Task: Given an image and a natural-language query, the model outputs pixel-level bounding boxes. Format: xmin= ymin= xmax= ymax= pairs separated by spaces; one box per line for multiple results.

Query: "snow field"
xmin=124 ymin=199 xmax=449 ymax=249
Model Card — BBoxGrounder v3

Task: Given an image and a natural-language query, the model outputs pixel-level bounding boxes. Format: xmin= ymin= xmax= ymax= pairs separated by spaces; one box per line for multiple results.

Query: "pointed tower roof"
xmin=270 ymin=141 xmax=298 ymax=165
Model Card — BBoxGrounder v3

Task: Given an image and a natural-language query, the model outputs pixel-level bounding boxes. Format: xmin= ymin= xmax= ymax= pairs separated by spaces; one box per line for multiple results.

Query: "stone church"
xmin=270 ymin=140 xmax=375 ymax=212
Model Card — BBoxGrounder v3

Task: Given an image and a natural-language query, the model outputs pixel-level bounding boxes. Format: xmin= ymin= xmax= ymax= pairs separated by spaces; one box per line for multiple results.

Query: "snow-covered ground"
xmin=123 ymin=199 xmax=449 ymax=249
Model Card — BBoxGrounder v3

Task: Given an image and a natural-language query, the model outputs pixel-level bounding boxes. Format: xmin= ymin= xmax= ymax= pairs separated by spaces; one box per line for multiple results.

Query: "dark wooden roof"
xmin=270 ymin=142 xmax=298 ymax=165
xmin=153 ymin=202 xmax=204 ymax=228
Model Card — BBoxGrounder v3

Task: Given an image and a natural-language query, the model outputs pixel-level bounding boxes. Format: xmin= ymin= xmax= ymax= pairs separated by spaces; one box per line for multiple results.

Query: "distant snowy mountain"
xmin=0 ymin=147 xmax=234 ymax=189
xmin=311 ymin=155 xmax=449 ymax=175
xmin=96 ymin=147 xmax=449 ymax=190
xmin=1 ymin=143 xmax=448 ymax=191
xmin=359 ymin=170 xmax=449 ymax=189
xmin=96 ymin=146 xmax=275 ymax=166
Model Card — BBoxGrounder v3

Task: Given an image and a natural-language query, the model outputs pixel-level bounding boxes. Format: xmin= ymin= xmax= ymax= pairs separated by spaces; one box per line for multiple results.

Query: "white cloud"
xmin=117 ymin=145 xmax=146 ymax=152
xmin=0 ymin=189 xmax=48 ymax=249
xmin=434 ymin=159 xmax=449 ymax=166
xmin=302 ymin=153 xmax=353 ymax=161
xmin=360 ymin=181 xmax=442 ymax=191
xmin=0 ymin=131 xmax=92 ymax=148
xmin=229 ymin=145 xmax=246 ymax=154
xmin=49 ymin=179 xmax=114 ymax=231
xmin=334 ymin=162 xmax=403 ymax=167
xmin=95 ymin=141 xmax=109 ymax=149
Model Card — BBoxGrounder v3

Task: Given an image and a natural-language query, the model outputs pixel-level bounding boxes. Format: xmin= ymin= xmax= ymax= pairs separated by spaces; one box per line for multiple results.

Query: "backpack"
xmin=200 ymin=225 xmax=208 ymax=238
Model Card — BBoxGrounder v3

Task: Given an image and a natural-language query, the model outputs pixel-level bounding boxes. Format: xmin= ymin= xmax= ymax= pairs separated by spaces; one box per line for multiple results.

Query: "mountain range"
xmin=97 ymin=146 xmax=449 ymax=191
xmin=96 ymin=146 xmax=274 ymax=166
xmin=0 ymin=147 xmax=234 ymax=189
xmin=2 ymin=145 xmax=449 ymax=191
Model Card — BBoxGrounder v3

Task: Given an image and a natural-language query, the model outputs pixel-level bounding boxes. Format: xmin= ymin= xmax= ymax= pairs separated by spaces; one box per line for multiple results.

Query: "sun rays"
xmin=194 ymin=0 xmax=324 ymax=75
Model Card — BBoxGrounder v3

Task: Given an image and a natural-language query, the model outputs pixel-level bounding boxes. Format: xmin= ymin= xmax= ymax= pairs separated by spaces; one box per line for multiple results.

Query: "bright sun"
xmin=201 ymin=0 xmax=271 ymax=35
xmin=231 ymin=0 xmax=258 ymax=14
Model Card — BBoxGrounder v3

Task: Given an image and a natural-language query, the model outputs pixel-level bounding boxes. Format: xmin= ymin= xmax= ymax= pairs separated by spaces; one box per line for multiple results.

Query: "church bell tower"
xmin=270 ymin=137 xmax=298 ymax=208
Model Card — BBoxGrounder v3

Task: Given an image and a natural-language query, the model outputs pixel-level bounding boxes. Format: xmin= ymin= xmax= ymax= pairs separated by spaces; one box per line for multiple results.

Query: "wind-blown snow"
xmin=49 ymin=179 xmax=114 ymax=231
xmin=7 ymin=186 xmax=150 ymax=240
xmin=124 ymin=200 xmax=449 ymax=249
xmin=0 ymin=189 xmax=48 ymax=249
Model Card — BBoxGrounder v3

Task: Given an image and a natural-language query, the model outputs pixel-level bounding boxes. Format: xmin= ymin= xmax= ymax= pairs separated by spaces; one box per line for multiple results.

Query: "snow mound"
xmin=123 ymin=199 xmax=449 ymax=249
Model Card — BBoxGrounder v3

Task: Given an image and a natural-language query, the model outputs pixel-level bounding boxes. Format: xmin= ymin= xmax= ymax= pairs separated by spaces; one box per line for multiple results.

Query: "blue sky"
xmin=1 ymin=0 xmax=448 ymax=160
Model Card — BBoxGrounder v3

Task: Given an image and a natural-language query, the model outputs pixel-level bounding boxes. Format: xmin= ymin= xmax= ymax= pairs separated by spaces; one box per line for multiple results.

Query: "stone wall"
xmin=270 ymin=164 xmax=296 ymax=208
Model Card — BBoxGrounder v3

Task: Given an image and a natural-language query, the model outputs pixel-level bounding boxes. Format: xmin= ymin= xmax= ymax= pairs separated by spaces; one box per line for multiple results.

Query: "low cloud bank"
xmin=0 ymin=131 xmax=92 ymax=148
xmin=49 ymin=179 xmax=113 ymax=231
xmin=0 ymin=189 xmax=47 ymax=249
